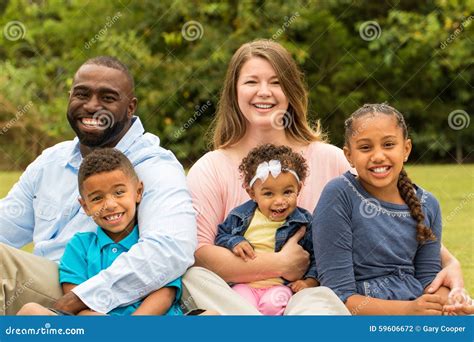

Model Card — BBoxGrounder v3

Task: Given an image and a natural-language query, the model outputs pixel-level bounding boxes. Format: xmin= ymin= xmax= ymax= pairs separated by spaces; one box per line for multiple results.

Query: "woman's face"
xmin=237 ymin=57 xmax=289 ymax=130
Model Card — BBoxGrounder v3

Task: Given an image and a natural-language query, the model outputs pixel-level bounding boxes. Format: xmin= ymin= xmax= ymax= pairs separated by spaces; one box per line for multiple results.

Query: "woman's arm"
xmin=426 ymin=244 xmax=464 ymax=293
xmin=195 ymin=228 xmax=310 ymax=283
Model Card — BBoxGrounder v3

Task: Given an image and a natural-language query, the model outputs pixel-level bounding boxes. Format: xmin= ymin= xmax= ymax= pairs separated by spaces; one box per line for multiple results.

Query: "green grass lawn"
xmin=1 ymin=165 xmax=473 ymax=294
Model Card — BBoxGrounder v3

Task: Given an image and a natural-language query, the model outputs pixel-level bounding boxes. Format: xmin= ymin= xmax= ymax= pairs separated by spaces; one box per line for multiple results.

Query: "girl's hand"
xmin=407 ymin=294 xmax=444 ymax=315
xmin=288 ymin=278 xmax=319 ymax=293
xmin=232 ymin=241 xmax=256 ymax=262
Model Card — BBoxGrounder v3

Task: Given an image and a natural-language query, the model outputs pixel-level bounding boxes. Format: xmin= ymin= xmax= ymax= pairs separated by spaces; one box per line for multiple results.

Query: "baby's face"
xmin=250 ymin=172 xmax=300 ymax=221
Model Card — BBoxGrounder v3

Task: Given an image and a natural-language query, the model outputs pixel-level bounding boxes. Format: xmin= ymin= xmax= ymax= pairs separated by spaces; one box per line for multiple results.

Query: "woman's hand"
xmin=278 ymin=227 xmax=310 ymax=281
xmin=426 ymin=259 xmax=464 ymax=294
xmin=443 ymin=303 xmax=474 ymax=315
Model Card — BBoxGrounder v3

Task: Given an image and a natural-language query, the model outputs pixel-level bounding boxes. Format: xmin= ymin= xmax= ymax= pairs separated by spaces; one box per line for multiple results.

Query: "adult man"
xmin=0 ymin=56 xmax=196 ymax=315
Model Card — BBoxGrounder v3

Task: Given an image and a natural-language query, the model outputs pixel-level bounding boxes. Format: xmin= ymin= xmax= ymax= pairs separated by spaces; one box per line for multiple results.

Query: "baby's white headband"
xmin=249 ymin=160 xmax=300 ymax=188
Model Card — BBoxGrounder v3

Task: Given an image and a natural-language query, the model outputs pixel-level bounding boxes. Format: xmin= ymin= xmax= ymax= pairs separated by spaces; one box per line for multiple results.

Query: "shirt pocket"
xmin=35 ymin=198 xmax=60 ymax=222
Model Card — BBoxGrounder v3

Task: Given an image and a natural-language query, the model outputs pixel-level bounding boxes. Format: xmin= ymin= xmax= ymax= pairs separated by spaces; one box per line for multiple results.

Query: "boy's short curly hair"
xmin=78 ymin=148 xmax=138 ymax=195
xmin=239 ymin=144 xmax=308 ymax=188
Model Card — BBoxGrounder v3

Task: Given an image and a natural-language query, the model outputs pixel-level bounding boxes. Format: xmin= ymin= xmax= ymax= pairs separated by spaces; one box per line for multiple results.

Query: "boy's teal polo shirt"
xmin=59 ymin=225 xmax=182 ymax=315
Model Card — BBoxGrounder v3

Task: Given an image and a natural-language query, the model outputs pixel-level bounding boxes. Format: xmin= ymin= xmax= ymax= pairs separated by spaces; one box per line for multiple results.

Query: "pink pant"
xmin=232 ymin=284 xmax=293 ymax=315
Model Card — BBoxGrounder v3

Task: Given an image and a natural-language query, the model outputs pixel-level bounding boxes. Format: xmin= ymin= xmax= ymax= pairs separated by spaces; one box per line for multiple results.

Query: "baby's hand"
xmin=232 ymin=241 xmax=256 ymax=262
xmin=289 ymin=278 xmax=319 ymax=293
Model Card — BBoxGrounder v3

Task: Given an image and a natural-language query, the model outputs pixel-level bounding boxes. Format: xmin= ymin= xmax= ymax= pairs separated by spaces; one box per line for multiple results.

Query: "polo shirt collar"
xmin=96 ymin=224 xmax=139 ymax=250
xmin=66 ymin=116 xmax=144 ymax=170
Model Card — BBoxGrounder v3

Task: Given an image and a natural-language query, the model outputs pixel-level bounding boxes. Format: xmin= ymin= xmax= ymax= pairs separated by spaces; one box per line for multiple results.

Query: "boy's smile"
xmin=79 ymin=169 xmax=143 ymax=242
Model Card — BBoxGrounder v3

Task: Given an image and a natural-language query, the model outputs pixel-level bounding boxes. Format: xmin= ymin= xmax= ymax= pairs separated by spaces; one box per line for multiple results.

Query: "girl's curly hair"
xmin=239 ymin=144 xmax=308 ymax=188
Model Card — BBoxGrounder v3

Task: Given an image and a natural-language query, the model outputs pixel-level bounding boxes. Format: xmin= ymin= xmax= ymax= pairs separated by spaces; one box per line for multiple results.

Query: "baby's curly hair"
xmin=78 ymin=148 xmax=138 ymax=195
xmin=239 ymin=144 xmax=308 ymax=188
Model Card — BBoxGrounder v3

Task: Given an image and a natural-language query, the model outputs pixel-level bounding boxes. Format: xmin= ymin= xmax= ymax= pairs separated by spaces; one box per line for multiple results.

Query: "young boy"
xmin=17 ymin=148 xmax=182 ymax=315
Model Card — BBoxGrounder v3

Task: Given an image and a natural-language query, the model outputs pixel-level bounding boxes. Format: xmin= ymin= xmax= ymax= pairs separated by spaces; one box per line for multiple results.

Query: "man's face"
xmin=67 ymin=64 xmax=137 ymax=148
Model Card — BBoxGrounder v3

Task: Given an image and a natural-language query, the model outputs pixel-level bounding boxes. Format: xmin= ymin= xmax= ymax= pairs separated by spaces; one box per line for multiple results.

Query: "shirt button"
xmin=112 ymin=247 xmax=118 ymax=253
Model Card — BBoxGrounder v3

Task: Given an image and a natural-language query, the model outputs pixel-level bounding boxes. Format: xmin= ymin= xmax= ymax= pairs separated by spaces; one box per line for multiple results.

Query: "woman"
xmin=183 ymin=39 xmax=464 ymax=315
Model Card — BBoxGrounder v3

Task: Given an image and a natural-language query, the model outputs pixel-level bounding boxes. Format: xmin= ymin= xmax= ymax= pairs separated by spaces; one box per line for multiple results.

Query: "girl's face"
xmin=237 ymin=57 xmax=289 ymax=130
xmin=343 ymin=114 xmax=412 ymax=202
xmin=248 ymin=172 xmax=300 ymax=221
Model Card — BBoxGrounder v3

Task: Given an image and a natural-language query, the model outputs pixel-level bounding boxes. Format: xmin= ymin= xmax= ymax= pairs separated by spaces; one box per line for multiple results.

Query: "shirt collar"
xmin=96 ymin=224 xmax=139 ymax=250
xmin=65 ymin=116 xmax=144 ymax=170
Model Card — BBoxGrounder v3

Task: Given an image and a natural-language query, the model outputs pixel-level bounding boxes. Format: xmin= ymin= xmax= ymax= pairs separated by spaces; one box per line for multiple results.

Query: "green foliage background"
xmin=0 ymin=0 xmax=473 ymax=169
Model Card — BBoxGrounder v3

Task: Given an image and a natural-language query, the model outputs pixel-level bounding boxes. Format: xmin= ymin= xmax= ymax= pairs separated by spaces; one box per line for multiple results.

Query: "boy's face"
xmin=79 ymin=169 xmax=143 ymax=242
xmin=247 ymin=172 xmax=300 ymax=221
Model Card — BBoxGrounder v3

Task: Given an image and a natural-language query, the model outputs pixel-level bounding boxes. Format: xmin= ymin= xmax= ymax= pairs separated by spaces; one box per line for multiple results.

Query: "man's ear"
xmin=128 ymin=97 xmax=138 ymax=118
xmin=136 ymin=181 xmax=144 ymax=204
xmin=78 ymin=197 xmax=91 ymax=216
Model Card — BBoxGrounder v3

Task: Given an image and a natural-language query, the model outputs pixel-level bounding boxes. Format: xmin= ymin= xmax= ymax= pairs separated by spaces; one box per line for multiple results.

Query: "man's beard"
xmin=67 ymin=110 xmax=129 ymax=148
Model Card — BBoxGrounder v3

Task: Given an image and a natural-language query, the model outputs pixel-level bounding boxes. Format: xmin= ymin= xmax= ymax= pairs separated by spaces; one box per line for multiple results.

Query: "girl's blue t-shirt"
xmin=313 ymin=171 xmax=442 ymax=303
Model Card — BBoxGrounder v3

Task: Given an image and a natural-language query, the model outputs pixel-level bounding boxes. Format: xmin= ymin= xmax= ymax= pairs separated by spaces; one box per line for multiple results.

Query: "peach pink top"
xmin=187 ymin=141 xmax=351 ymax=250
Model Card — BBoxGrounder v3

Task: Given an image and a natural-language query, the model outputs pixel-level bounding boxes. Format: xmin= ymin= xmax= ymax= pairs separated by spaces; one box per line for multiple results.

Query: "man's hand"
xmin=232 ymin=241 xmax=256 ymax=262
xmin=53 ymin=291 xmax=88 ymax=314
xmin=278 ymin=227 xmax=309 ymax=281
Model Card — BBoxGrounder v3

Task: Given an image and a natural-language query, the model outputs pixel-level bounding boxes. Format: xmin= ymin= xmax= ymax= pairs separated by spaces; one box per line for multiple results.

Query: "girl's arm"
xmin=132 ymin=287 xmax=176 ymax=315
xmin=346 ymin=293 xmax=445 ymax=315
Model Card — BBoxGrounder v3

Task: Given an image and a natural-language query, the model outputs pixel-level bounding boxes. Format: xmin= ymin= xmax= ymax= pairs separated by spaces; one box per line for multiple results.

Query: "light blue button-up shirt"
xmin=0 ymin=116 xmax=196 ymax=313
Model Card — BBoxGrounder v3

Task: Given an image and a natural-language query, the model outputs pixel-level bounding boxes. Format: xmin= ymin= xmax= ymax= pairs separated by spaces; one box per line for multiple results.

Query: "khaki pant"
xmin=182 ymin=266 xmax=351 ymax=315
xmin=0 ymin=243 xmax=62 ymax=315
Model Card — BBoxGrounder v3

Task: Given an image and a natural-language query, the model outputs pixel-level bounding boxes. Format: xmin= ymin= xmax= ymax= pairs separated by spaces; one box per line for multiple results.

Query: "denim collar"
xmin=66 ymin=116 xmax=144 ymax=170
xmin=231 ymin=199 xmax=310 ymax=224
xmin=96 ymin=224 xmax=139 ymax=250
